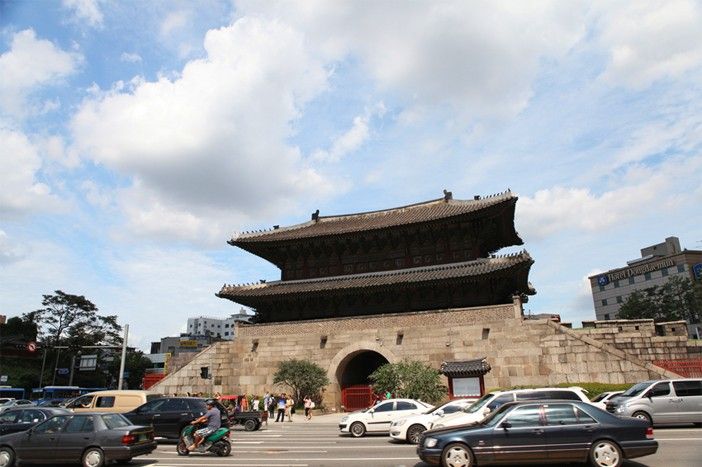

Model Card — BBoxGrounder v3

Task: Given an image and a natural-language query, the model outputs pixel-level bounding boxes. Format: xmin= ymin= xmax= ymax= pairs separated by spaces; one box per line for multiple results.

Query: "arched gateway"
xmin=328 ymin=343 xmax=396 ymax=411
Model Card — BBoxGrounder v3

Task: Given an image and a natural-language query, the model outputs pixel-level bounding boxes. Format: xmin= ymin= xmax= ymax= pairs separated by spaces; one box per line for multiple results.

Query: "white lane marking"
xmin=657 ymin=438 xmax=702 ymax=441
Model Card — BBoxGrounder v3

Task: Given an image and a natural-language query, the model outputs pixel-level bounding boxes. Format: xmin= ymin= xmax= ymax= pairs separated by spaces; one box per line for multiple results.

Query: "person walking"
xmin=303 ymin=396 xmax=313 ymax=421
xmin=252 ymin=395 xmax=260 ymax=411
xmin=285 ymin=395 xmax=295 ymax=422
xmin=275 ymin=393 xmax=286 ymax=422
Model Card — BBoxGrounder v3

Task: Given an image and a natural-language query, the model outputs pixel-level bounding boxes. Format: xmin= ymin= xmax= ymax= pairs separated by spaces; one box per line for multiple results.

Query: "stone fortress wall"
xmin=152 ymin=297 xmax=701 ymax=410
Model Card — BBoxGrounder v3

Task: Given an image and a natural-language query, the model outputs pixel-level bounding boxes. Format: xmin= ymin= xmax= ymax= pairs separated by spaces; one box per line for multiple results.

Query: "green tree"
xmin=28 ymin=290 xmax=122 ymax=347
xmin=106 ymin=350 xmax=154 ymax=389
xmin=273 ymin=359 xmax=330 ymax=405
xmin=618 ymin=277 xmax=702 ymax=323
xmin=369 ymin=360 xmax=446 ymax=405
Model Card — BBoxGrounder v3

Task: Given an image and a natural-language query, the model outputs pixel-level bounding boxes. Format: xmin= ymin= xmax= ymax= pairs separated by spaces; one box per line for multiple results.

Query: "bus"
xmin=31 ymin=385 xmax=81 ymax=404
xmin=0 ymin=387 xmax=26 ymax=399
xmin=79 ymin=387 xmax=108 ymax=395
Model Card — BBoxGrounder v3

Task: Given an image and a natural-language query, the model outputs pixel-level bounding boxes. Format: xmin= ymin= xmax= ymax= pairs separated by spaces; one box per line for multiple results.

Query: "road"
xmin=126 ymin=417 xmax=702 ymax=467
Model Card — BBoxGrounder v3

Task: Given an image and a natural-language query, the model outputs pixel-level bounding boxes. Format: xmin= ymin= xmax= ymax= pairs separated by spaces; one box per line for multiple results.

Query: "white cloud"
xmin=597 ymin=0 xmax=702 ymax=88
xmin=0 ymin=230 xmax=26 ymax=264
xmin=312 ymin=103 xmax=385 ymax=162
xmin=160 ymin=11 xmax=189 ymax=38
xmin=237 ymin=0 xmax=588 ymax=120
xmin=517 ymin=154 xmax=702 ymax=240
xmin=0 ymin=29 xmax=80 ymax=119
xmin=70 ymin=17 xmax=334 ymax=244
xmin=120 ymin=52 xmax=142 ymax=63
xmin=0 ymin=127 xmax=62 ymax=215
xmin=62 ymin=0 xmax=104 ymax=28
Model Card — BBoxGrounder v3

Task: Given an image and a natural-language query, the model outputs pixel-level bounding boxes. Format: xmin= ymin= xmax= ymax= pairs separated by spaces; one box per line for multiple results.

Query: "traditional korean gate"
xmin=341 ymin=385 xmax=373 ymax=411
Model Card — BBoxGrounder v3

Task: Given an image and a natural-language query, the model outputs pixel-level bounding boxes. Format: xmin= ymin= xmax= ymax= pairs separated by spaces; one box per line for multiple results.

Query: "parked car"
xmin=0 ymin=400 xmax=34 ymax=413
xmin=417 ymin=400 xmax=658 ymax=467
xmin=339 ymin=398 xmax=433 ymax=437
xmin=0 ymin=412 xmax=156 ymax=467
xmin=431 ymin=386 xmax=593 ymax=430
xmin=123 ymin=397 xmax=229 ymax=439
xmin=591 ymin=391 xmax=624 ymax=411
xmin=390 ymin=398 xmax=474 ymax=444
xmin=65 ymin=390 xmax=163 ymax=414
xmin=0 ymin=407 xmax=72 ymax=436
xmin=607 ymin=378 xmax=702 ymax=426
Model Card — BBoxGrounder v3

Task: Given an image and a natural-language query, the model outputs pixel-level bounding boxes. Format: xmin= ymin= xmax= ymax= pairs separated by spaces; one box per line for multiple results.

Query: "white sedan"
xmin=339 ymin=398 xmax=433 ymax=437
xmin=389 ymin=398 xmax=474 ymax=443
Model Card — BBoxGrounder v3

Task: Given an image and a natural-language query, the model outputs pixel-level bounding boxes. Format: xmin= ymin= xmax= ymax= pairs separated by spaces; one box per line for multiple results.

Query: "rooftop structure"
xmin=219 ymin=190 xmax=535 ymax=322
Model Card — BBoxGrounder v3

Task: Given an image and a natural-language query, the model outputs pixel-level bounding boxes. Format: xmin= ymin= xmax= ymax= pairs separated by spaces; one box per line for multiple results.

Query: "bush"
xmin=370 ymin=360 xmax=447 ymax=405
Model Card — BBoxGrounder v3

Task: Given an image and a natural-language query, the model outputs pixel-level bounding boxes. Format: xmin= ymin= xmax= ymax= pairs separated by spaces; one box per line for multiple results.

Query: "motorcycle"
xmin=177 ymin=423 xmax=232 ymax=457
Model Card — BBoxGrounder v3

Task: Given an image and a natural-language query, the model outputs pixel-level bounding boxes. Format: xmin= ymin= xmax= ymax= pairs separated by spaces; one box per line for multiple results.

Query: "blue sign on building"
xmin=693 ymin=263 xmax=702 ymax=280
xmin=597 ymin=275 xmax=610 ymax=286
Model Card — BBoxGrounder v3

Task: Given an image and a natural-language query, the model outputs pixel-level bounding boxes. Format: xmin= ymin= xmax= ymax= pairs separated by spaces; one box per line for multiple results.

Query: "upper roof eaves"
xmin=231 ymin=189 xmax=516 ymax=244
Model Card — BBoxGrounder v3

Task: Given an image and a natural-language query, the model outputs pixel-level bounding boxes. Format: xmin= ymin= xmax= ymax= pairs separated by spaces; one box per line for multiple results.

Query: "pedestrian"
xmin=276 ymin=393 xmax=286 ymax=422
xmin=252 ymin=395 xmax=260 ymax=411
xmin=268 ymin=393 xmax=276 ymax=418
xmin=303 ymin=395 xmax=313 ymax=421
xmin=285 ymin=394 xmax=295 ymax=422
xmin=241 ymin=393 xmax=249 ymax=411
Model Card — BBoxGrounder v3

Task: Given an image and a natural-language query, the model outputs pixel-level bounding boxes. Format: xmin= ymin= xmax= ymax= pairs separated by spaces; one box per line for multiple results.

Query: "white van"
xmin=431 ymin=387 xmax=592 ymax=429
xmin=66 ymin=390 xmax=163 ymax=413
xmin=607 ymin=378 xmax=702 ymax=426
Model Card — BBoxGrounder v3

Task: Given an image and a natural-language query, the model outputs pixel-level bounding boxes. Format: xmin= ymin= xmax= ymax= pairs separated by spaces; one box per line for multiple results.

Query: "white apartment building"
xmin=187 ymin=309 xmax=251 ymax=340
xmin=589 ymin=237 xmax=702 ymax=337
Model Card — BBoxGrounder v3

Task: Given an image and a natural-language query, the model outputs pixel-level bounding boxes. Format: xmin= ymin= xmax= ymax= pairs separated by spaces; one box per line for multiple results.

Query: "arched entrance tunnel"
xmin=337 ymin=350 xmax=388 ymax=411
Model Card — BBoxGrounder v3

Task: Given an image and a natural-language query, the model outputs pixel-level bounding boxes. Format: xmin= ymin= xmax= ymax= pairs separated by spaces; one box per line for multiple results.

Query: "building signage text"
xmin=606 ymin=258 xmax=675 ymax=282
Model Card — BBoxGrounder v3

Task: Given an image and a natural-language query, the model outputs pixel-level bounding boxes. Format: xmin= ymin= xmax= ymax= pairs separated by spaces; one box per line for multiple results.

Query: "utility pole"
xmin=117 ymin=324 xmax=129 ymax=390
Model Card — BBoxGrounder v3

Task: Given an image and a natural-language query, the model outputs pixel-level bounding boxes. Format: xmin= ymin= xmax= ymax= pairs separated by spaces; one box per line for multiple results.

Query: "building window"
xmin=598 ymin=285 xmax=605 ymax=292
xmin=644 ymin=272 xmax=651 ymax=280
xmin=661 ymin=268 xmax=668 ymax=277
xmin=251 ymin=339 xmax=259 ymax=352
xmin=602 ymin=299 xmax=608 ymax=306
xmin=482 ymin=328 xmax=490 ymax=340
xmin=629 ymin=277 xmax=635 ymax=285
xmin=677 ymin=264 xmax=685 ymax=273
xmin=224 ymin=332 xmax=229 ymax=336
xmin=604 ymin=313 xmax=610 ymax=320
xmin=616 ymin=296 xmax=623 ymax=304
xmin=614 ymin=280 xmax=620 ymax=288
xmin=320 ymin=335 xmax=327 ymax=349
xmin=396 ymin=332 xmax=404 ymax=345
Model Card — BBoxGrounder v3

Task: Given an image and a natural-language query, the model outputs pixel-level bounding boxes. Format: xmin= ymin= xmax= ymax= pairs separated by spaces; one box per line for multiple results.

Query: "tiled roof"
xmin=440 ymin=358 xmax=492 ymax=377
xmin=231 ymin=190 xmax=517 ymax=243
xmin=218 ymin=251 xmax=533 ymax=298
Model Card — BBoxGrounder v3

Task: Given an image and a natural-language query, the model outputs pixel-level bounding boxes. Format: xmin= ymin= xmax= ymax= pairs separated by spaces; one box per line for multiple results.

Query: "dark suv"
xmin=123 ymin=397 xmax=229 ymax=439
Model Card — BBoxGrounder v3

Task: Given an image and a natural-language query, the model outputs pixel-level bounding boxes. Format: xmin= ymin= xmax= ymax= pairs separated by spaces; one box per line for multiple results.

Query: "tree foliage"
xmin=26 ymin=290 xmax=122 ymax=348
xmin=618 ymin=276 xmax=702 ymax=323
xmin=107 ymin=350 xmax=154 ymax=389
xmin=370 ymin=360 xmax=447 ymax=405
xmin=273 ymin=359 xmax=330 ymax=405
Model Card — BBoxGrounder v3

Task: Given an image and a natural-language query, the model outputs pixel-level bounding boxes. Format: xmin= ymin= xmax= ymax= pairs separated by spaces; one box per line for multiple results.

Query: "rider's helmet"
xmin=205 ymin=399 xmax=216 ymax=406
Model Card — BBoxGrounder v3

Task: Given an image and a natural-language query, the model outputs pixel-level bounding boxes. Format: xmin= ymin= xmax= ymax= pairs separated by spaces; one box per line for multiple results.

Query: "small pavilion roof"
xmin=440 ymin=358 xmax=492 ymax=377
xmin=218 ymin=251 xmax=534 ymax=299
xmin=231 ymin=190 xmax=519 ymax=244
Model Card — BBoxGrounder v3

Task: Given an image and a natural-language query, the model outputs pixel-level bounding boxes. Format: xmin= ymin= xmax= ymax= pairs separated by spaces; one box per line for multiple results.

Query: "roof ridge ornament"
xmin=312 ymin=209 xmax=320 ymax=222
xmin=443 ymin=189 xmax=453 ymax=201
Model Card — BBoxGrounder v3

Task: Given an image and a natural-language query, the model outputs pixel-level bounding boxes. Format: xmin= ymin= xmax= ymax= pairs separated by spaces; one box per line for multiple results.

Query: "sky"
xmin=1 ymin=0 xmax=701 ymax=351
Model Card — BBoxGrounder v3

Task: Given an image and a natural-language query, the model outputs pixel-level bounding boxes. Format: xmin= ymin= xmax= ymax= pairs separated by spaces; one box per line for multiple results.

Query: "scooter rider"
xmin=188 ymin=399 xmax=221 ymax=451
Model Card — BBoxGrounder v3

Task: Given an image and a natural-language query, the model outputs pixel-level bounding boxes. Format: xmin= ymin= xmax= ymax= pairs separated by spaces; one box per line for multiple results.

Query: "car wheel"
xmin=589 ymin=439 xmax=623 ymax=467
xmin=82 ymin=447 xmax=105 ymax=467
xmin=406 ymin=424 xmax=426 ymax=444
xmin=244 ymin=419 xmax=257 ymax=431
xmin=0 ymin=447 xmax=16 ymax=467
xmin=441 ymin=442 xmax=474 ymax=467
xmin=632 ymin=411 xmax=652 ymax=425
xmin=176 ymin=441 xmax=190 ymax=456
xmin=215 ymin=440 xmax=231 ymax=457
xmin=350 ymin=421 xmax=366 ymax=437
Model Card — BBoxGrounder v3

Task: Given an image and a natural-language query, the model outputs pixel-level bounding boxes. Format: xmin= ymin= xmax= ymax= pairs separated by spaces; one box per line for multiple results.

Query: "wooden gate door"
xmin=341 ymin=385 xmax=373 ymax=411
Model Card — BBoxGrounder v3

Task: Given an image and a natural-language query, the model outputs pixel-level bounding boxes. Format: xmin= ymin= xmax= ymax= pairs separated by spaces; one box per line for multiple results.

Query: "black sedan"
xmin=0 ymin=412 xmax=156 ymax=467
xmin=0 ymin=407 xmax=71 ymax=436
xmin=124 ymin=397 xmax=229 ymax=439
xmin=417 ymin=400 xmax=658 ymax=467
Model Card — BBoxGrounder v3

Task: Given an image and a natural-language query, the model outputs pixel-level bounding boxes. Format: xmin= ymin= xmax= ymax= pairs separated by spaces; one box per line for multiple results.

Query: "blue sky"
xmin=1 ymin=0 xmax=701 ymax=351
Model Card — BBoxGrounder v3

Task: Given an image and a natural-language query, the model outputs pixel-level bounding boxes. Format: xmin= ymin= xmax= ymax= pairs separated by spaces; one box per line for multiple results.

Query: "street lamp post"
xmin=117 ymin=324 xmax=129 ymax=390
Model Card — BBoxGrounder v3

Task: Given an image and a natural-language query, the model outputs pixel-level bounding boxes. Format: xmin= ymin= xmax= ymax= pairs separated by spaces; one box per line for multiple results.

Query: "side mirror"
xmin=500 ymin=421 xmax=512 ymax=429
xmin=368 ymin=408 xmax=375 ymax=413
xmin=483 ymin=407 xmax=491 ymax=415
xmin=435 ymin=409 xmax=444 ymax=417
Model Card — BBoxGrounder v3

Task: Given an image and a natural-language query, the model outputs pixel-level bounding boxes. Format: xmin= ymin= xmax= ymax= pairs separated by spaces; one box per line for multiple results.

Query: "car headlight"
xmin=424 ymin=437 xmax=438 ymax=448
xmin=341 ymin=416 xmax=349 ymax=423
xmin=392 ymin=419 xmax=407 ymax=427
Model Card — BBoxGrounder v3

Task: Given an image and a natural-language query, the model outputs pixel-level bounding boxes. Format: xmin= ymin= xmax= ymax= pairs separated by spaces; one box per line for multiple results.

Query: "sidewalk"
xmin=263 ymin=411 xmax=346 ymax=424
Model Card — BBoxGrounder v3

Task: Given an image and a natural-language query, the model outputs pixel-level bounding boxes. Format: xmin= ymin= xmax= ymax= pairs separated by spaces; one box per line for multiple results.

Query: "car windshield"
xmin=462 ymin=393 xmax=494 ymax=414
xmin=621 ymin=382 xmax=651 ymax=398
xmin=591 ymin=393 xmax=609 ymax=403
xmin=101 ymin=414 xmax=131 ymax=429
xmin=479 ymin=403 xmax=513 ymax=427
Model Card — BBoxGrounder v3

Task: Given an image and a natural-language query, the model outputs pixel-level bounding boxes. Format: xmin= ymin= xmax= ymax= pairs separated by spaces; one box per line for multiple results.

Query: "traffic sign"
xmin=57 ymin=368 xmax=69 ymax=375
xmin=27 ymin=342 xmax=37 ymax=352
xmin=0 ymin=375 xmax=7 ymax=383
